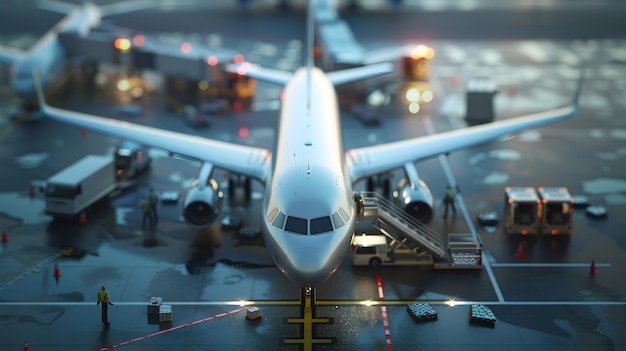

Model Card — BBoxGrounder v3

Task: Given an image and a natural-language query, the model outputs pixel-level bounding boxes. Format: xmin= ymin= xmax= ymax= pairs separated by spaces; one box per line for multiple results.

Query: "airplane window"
xmin=310 ymin=216 xmax=333 ymax=234
xmin=285 ymin=216 xmax=307 ymax=235
xmin=331 ymin=211 xmax=345 ymax=228
xmin=272 ymin=211 xmax=286 ymax=229
xmin=267 ymin=207 xmax=279 ymax=222
xmin=338 ymin=207 xmax=350 ymax=221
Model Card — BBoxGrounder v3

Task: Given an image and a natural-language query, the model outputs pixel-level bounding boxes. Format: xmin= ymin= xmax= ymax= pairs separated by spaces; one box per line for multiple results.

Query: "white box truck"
xmin=44 ymin=154 xmax=117 ymax=218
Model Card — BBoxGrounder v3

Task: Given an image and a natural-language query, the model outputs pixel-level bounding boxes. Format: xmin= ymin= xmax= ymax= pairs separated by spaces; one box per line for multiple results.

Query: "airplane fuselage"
xmin=12 ymin=4 xmax=101 ymax=100
xmin=261 ymin=67 xmax=356 ymax=286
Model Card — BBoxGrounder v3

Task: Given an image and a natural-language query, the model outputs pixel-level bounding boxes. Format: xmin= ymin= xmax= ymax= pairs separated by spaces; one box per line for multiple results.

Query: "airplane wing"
xmin=37 ymin=0 xmax=76 ymax=14
xmin=38 ymin=0 xmax=154 ymax=17
xmin=346 ymin=74 xmax=584 ymax=182
xmin=0 ymin=45 xmax=24 ymax=65
xmin=99 ymin=0 xmax=156 ymax=17
xmin=34 ymin=72 xmax=271 ymax=183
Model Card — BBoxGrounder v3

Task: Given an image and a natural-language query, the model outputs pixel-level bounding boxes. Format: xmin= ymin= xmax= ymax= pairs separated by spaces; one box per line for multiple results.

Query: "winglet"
xmin=572 ymin=68 xmax=586 ymax=107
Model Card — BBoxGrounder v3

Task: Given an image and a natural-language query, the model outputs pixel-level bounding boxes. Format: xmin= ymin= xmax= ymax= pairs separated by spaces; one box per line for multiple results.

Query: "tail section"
xmin=225 ymin=0 xmax=393 ymax=88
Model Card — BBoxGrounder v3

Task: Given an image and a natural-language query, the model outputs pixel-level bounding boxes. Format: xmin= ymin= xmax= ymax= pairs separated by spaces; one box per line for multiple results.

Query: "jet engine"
xmin=182 ymin=163 xmax=224 ymax=227
xmin=392 ymin=177 xmax=434 ymax=223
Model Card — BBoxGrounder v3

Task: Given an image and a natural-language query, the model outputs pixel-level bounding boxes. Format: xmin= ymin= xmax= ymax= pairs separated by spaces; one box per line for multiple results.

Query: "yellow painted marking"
xmin=282 ymin=288 xmax=333 ymax=351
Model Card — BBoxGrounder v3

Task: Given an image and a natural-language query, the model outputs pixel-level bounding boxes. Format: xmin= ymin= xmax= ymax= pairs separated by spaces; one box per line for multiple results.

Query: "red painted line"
xmin=96 ymin=307 xmax=246 ymax=350
xmin=376 ymin=274 xmax=393 ymax=351
xmin=376 ymin=273 xmax=385 ymax=300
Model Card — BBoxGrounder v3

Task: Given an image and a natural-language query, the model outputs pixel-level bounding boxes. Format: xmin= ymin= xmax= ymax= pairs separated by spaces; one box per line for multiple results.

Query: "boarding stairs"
xmin=356 ymin=192 xmax=482 ymax=268
xmin=357 ymin=192 xmax=448 ymax=261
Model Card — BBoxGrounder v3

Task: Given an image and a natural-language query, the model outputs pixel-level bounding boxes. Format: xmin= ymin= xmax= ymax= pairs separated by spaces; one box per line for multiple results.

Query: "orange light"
xmin=207 ymin=55 xmax=218 ymax=66
xmin=411 ymin=45 xmax=435 ymax=60
xmin=133 ymin=34 xmax=145 ymax=47
xmin=234 ymin=53 xmax=245 ymax=64
xmin=238 ymin=127 xmax=249 ymax=138
xmin=114 ymin=38 xmax=131 ymax=52
xmin=551 ymin=229 xmax=557 ymax=235
xmin=180 ymin=42 xmax=192 ymax=54
xmin=521 ymin=229 xmax=528 ymax=235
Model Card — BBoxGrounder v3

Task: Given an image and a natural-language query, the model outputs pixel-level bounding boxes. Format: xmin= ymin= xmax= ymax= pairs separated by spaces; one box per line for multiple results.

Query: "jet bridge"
xmin=354 ymin=191 xmax=482 ymax=269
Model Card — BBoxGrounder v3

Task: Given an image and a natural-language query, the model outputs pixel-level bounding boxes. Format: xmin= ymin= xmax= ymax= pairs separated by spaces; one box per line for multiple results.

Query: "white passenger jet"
xmin=35 ymin=1 xmax=582 ymax=287
xmin=0 ymin=0 xmax=151 ymax=101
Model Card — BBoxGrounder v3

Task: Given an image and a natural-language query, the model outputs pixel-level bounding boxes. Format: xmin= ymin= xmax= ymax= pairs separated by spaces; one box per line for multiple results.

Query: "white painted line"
xmin=491 ymin=263 xmax=612 ymax=268
xmin=0 ymin=300 xmax=623 ymax=307
xmin=422 ymin=116 xmax=504 ymax=303
xmin=479 ymin=254 xmax=506 ymax=303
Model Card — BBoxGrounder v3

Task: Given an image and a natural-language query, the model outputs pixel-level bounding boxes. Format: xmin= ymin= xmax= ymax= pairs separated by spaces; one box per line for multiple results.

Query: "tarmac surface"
xmin=1 ymin=1 xmax=626 ymax=350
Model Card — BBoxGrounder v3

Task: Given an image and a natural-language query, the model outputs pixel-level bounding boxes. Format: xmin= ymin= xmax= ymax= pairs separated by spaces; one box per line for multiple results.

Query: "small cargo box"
xmin=159 ymin=305 xmax=172 ymax=322
xmin=147 ymin=296 xmax=162 ymax=315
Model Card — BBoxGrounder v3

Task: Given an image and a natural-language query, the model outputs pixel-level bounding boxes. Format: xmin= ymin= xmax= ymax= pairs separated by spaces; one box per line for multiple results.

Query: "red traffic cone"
xmin=24 ymin=340 xmax=30 ymax=351
xmin=79 ymin=211 xmax=88 ymax=225
xmin=1 ymin=229 xmax=8 ymax=243
xmin=589 ymin=259 xmax=598 ymax=277
xmin=28 ymin=185 xmax=35 ymax=198
xmin=53 ymin=261 xmax=61 ymax=285
xmin=515 ymin=242 xmax=526 ymax=259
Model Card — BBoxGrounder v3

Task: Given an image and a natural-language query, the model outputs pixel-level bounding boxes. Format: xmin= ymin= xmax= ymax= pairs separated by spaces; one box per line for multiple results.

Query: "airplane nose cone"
xmin=287 ymin=247 xmax=333 ymax=286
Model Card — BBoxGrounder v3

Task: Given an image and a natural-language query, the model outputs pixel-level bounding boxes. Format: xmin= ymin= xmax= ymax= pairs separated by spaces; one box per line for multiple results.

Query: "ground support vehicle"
xmin=44 ymin=154 xmax=117 ymax=218
xmin=352 ymin=192 xmax=482 ymax=270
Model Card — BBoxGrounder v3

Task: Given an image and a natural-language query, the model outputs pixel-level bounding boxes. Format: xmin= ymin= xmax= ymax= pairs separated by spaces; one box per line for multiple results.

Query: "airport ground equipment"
xmin=503 ymin=186 xmax=574 ymax=235
xmin=503 ymin=187 xmax=541 ymax=235
xmin=407 ymin=303 xmax=438 ymax=322
xmin=537 ymin=187 xmax=573 ymax=235
xmin=585 ymin=205 xmax=607 ymax=219
xmin=477 ymin=211 xmax=499 ymax=226
xmin=44 ymin=154 xmax=117 ymax=218
xmin=112 ymin=141 xmax=151 ymax=179
xmin=159 ymin=305 xmax=173 ymax=323
xmin=469 ymin=304 xmax=496 ymax=327
xmin=465 ymin=77 xmax=496 ymax=124
xmin=147 ymin=297 xmax=172 ymax=324
xmin=353 ymin=192 xmax=482 ymax=269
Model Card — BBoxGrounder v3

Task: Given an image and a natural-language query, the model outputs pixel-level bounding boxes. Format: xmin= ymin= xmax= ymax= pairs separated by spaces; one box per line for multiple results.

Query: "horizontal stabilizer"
xmin=225 ymin=63 xmax=292 ymax=86
xmin=326 ymin=62 xmax=394 ymax=86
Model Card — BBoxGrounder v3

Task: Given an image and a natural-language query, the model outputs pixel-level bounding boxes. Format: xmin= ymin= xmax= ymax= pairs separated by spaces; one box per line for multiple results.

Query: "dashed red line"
xmin=376 ymin=274 xmax=393 ymax=351
xmin=96 ymin=307 xmax=246 ymax=350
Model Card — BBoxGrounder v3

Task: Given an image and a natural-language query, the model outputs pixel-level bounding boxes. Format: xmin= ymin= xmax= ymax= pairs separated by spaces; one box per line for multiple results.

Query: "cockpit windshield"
xmin=267 ymin=206 xmax=350 ymax=235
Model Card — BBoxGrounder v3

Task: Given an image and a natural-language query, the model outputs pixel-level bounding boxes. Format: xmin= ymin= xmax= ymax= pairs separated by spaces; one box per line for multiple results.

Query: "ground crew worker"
xmin=442 ymin=185 xmax=456 ymax=219
xmin=97 ymin=286 xmax=114 ymax=328
xmin=141 ymin=196 xmax=153 ymax=230
xmin=149 ymin=188 xmax=159 ymax=223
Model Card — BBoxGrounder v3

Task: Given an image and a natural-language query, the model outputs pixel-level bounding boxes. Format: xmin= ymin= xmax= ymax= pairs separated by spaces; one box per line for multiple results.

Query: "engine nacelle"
xmin=183 ymin=177 xmax=224 ymax=227
xmin=392 ymin=177 xmax=434 ymax=222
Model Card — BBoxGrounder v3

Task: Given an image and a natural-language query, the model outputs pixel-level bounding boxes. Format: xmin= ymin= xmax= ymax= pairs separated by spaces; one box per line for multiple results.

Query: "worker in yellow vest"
xmin=149 ymin=188 xmax=159 ymax=223
xmin=442 ymin=185 xmax=457 ymax=220
xmin=141 ymin=196 xmax=153 ymax=230
xmin=97 ymin=286 xmax=114 ymax=328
